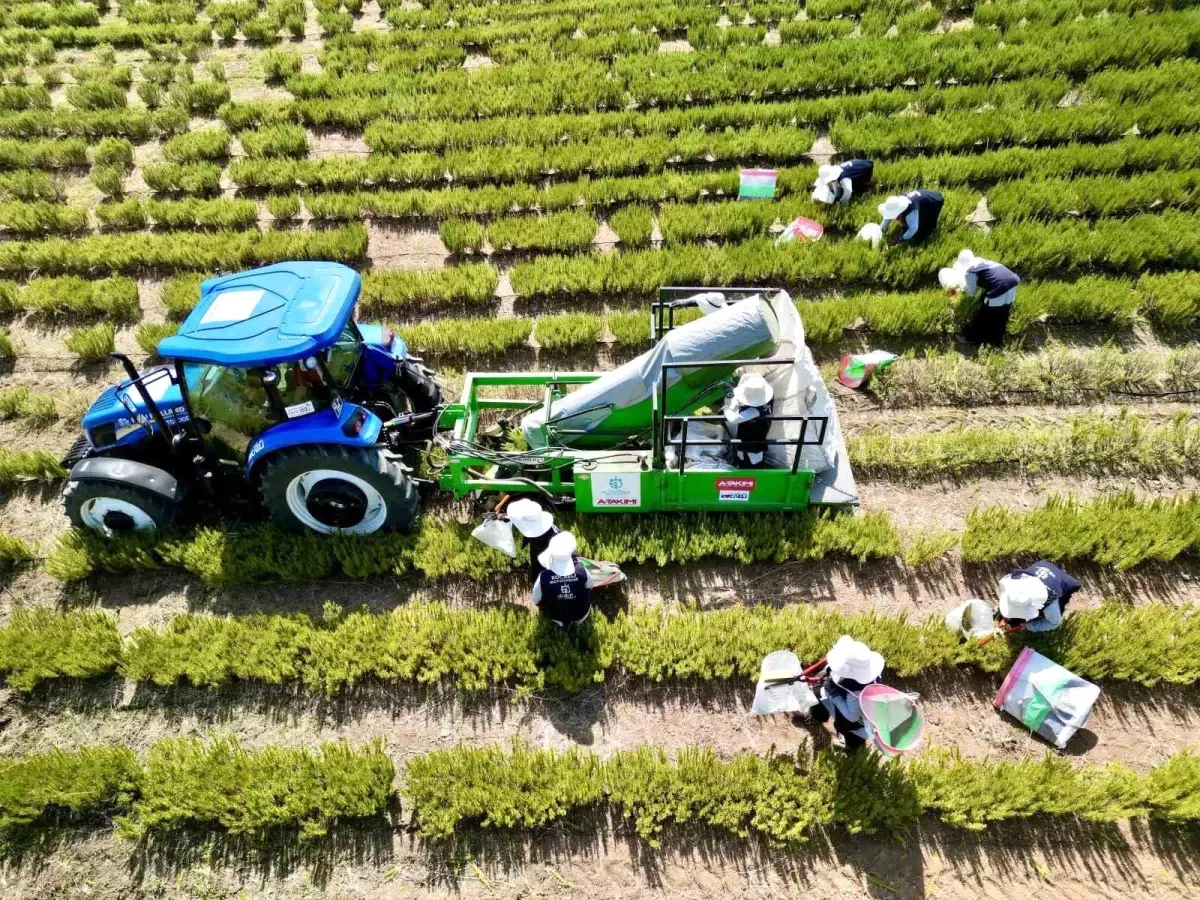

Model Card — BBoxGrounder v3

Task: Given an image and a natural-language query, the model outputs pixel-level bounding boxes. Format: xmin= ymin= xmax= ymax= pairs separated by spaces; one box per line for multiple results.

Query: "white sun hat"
xmin=507 ymin=497 xmax=555 ymax=538
xmin=945 ymin=598 xmax=995 ymax=638
xmin=998 ymin=574 xmax=1050 ymax=620
xmin=826 ymin=635 xmax=885 ymax=686
xmin=538 ymin=531 xmax=578 ymax=577
xmin=817 ymin=163 xmax=844 ymax=184
xmin=733 ymin=373 xmax=774 ymax=408
xmin=878 ymin=195 xmax=910 ymax=220
xmin=955 ymin=248 xmax=979 ymax=270
xmin=939 ymin=266 xmax=968 ymax=291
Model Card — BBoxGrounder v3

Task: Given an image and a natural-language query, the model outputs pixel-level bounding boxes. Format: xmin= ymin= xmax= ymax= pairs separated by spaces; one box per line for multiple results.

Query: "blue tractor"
xmin=63 ymin=262 xmax=442 ymax=536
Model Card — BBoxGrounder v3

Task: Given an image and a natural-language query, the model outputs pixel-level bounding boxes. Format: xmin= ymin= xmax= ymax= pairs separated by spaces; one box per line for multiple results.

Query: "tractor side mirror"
xmin=261 ymin=367 xmax=280 ymax=386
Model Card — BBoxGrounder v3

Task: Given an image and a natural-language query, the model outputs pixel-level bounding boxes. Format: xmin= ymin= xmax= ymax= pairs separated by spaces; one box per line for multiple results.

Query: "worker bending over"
xmin=878 ymin=190 xmax=944 ymax=245
xmin=724 ymin=372 xmax=775 ymax=467
xmin=811 ymin=159 xmax=874 ymax=205
xmin=997 ymin=560 xmax=1081 ymax=633
xmin=531 ymin=531 xmax=595 ymax=628
xmin=810 ymin=636 xmax=884 ymax=752
xmin=940 ymin=249 xmax=1021 ymax=348
xmin=506 ymin=497 xmax=559 ymax=583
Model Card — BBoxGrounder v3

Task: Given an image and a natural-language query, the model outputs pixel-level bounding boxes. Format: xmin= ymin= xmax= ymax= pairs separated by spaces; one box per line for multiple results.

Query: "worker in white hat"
xmin=808 ymin=635 xmax=884 ymax=752
xmin=811 ymin=159 xmax=874 ymax=205
xmin=531 ymin=531 xmax=595 ymax=628
xmin=505 ymin=497 xmax=560 ymax=583
xmin=724 ymin=372 xmax=775 ymax=467
xmin=997 ymin=560 xmax=1081 ymax=633
xmin=940 ymin=248 xmax=1021 ymax=348
xmin=872 ymin=189 xmax=945 ymax=247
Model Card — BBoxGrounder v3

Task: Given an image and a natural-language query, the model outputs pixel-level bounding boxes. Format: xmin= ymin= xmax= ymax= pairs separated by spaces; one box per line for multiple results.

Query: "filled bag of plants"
xmin=775 ymin=216 xmax=824 ymax=245
xmin=579 ymin=558 xmax=625 ymax=587
xmin=751 ymin=651 xmax=819 ymax=715
xmin=995 ymin=648 xmax=1100 ymax=749
xmin=859 ymin=684 xmax=924 ymax=756
xmin=471 ymin=516 xmax=516 ymax=557
xmin=837 ymin=350 xmax=897 ymax=388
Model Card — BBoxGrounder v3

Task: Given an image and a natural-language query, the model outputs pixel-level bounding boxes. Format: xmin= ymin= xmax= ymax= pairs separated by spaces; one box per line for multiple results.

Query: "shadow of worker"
xmin=529 ymin=613 xmax=607 ymax=745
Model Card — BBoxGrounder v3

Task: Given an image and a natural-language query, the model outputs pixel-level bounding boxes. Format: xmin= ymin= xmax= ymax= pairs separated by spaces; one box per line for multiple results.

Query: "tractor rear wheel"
xmin=259 ymin=446 xmax=418 ymax=535
xmin=63 ymin=479 xmax=176 ymax=537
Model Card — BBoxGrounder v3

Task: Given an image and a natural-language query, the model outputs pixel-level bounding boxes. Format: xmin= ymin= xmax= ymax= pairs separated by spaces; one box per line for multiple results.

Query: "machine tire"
xmin=63 ymin=478 xmax=176 ymax=537
xmin=259 ymin=445 xmax=418 ymax=535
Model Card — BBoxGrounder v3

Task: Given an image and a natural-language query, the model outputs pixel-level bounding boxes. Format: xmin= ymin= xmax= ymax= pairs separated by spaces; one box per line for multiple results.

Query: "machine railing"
xmin=653 ymin=356 xmax=828 ymax=472
xmin=664 ymin=413 xmax=829 ymax=475
xmin=651 ymin=286 xmax=781 ymax=341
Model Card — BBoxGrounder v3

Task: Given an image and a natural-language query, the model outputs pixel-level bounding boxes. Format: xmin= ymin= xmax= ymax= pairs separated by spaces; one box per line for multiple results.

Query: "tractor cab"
xmin=64 ymin=262 xmax=437 ymax=537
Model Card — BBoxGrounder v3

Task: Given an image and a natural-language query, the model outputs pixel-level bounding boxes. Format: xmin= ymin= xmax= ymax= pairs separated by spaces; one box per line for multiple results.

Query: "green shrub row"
xmin=239 ymin=123 xmax=310 ymax=159
xmin=0 ymin=737 xmax=393 ymax=841
xmin=872 ymin=343 xmax=1200 ymax=408
xmin=41 ymin=491 xmax=1200 ymax=588
xmin=358 ymin=264 xmax=499 ymax=314
xmin=508 ymin=211 xmax=1200 ymax=299
xmin=0 ymin=22 xmax=211 ymax=49
xmin=439 ymin=210 xmax=598 ymax=255
xmin=359 ymin=77 xmax=1073 ymax=152
xmin=0 ymin=200 xmax=87 ymax=235
xmin=803 ymin=272 xmax=1200 ymax=344
xmin=963 ymin=493 xmax=1200 ymax=571
xmin=0 ymin=386 xmax=59 ymax=423
xmin=848 ymin=411 xmax=1200 ymax=480
xmin=988 ymin=169 xmax=1200 ymax=221
xmin=0 ymin=108 xmax=153 ymax=140
xmin=0 ymin=532 xmax=35 ymax=570
xmin=65 ymin=323 xmax=116 ymax=363
xmin=161 ymin=127 xmax=232 ymax=163
xmin=832 ymin=96 xmax=1200 ymax=159
xmin=142 ymin=162 xmax=223 ymax=196
xmin=97 ymin=197 xmax=259 ymax=231
xmin=409 ymin=740 xmax=1200 ymax=842
xmin=229 ymin=126 xmax=817 ymax=191
xmin=272 ymin=15 xmax=1194 ymax=118
xmin=0 ymin=171 xmax=60 ymax=202
xmin=5 ymin=599 xmax=1199 ymax=697
xmin=6 ymin=275 xmax=141 ymax=321
xmin=0 ymin=224 xmax=368 ymax=275
xmin=0 ymin=137 xmax=87 ymax=170
xmin=0 ymin=449 xmax=67 ymax=485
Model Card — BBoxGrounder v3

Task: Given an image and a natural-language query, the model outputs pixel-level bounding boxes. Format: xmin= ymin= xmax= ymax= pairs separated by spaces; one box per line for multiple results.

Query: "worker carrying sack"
xmin=995 ymin=648 xmax=1100 ymax=749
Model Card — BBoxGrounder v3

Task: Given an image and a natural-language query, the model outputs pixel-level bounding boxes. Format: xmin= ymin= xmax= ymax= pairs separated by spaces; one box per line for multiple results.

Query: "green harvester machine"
xmin=430 ymin=286 xmax=857 ymax=514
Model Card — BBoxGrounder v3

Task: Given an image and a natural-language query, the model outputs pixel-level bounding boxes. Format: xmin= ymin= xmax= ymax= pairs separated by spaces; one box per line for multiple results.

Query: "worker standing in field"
xmin=811 ymin=159 xmax=875 ymax=205
xmin=996 ymin=560 xmax=1082 ymax=633
xmin=531 ymin=531 xmax=595 ymax=628
xmin=725 ymin=372 xmax=775 ymax=467
xmin=809 ymin=635 xmax=885 ymax=752
xmin=940 ymin=249 xmax=1022 ymax=348
xmin=877 ymin=190 xmax=945 ymax=246
xmin=506 ymin=497 xmax=560 ymax=583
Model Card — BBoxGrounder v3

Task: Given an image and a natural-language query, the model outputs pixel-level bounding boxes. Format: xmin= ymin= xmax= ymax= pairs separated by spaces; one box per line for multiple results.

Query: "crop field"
xmin=1 ymin=0 xmax=1200 ymax=897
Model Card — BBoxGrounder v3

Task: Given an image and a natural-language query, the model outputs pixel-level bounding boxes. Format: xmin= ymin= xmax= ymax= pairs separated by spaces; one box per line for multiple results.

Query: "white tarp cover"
xmin=522 ymin=292 xmax=780 ymax=447
xmin=521 ymin=290 xmax=845 ymax=473
xmin=994 ymin=647 xmax=1101 ymax=749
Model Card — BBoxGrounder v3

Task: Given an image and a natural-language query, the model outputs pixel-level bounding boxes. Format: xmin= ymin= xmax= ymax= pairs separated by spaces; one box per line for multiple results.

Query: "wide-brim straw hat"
xmin=537 ymin=531 xmax=578 ymax=576
xmin=733 ymin=373 xmax=774 ymax=408
xmin=507 ymin=498 xmax=555 ymax=538
xmin=827 ymin=635 xmax=885 ymax=686
xmin=998 ymin=574 xmax=1050 ymax=620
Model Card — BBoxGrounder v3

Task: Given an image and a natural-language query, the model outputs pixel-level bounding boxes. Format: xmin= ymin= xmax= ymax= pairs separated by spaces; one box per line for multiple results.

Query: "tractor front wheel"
xmin=259 ymin=446 xmax=418 ymax=535
xmin=64 ymin=479 xmax=176 ymax=537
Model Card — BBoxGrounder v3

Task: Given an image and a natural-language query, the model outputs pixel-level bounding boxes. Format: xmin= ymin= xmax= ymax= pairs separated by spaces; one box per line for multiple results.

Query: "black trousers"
xmin=810 ymin=701 xmax=868 ymax=751
xmin=965 ymin=302 xmax=1012 ymax=348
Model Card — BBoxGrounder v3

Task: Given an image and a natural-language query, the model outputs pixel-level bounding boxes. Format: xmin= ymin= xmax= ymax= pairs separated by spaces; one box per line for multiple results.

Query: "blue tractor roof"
xmin=156 ymin=262 xmax=362 ymax=367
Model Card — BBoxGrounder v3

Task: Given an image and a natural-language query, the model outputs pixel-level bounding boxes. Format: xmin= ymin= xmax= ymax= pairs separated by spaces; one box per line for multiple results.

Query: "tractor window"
xmin=325 ymin=320 xmax=361 ymax=387
xmin=184 ymin=362 xmax=276 ymax=438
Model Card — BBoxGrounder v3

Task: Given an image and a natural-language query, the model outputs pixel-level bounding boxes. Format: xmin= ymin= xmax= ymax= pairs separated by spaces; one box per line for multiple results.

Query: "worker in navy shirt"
xmin=811 ymin=160 xmax=874 ymax=205
xmin=878 ymin=190 xmax=945 ymax=245
xmin=941 ymin=249 xmax=1022 ymax=347
xmin=531 ymin=531 xmax=595 ymax=628
xmin=505 ymin=497 xmax=559 ymax=583
xmin=997 ymin=561 xmax=1081 ymax=633
xmin=724 ymin=373 xmax=775 ymax=467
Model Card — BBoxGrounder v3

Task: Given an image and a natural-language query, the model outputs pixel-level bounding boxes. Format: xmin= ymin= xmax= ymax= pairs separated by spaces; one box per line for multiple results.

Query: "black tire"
xmin=63 ymin=479 xmax=176 ymax=537
xmin=258 ymin=445 xmax=418 ymax=535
